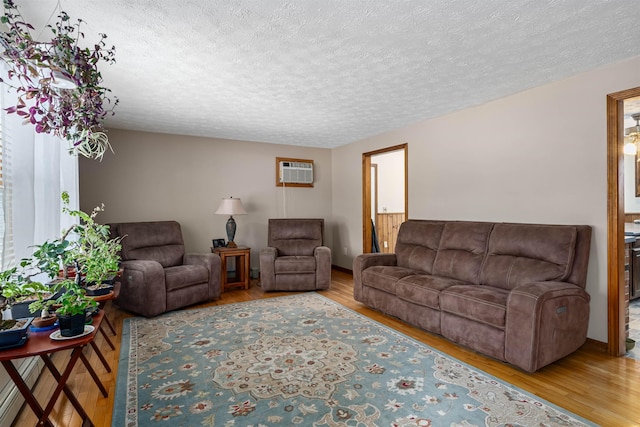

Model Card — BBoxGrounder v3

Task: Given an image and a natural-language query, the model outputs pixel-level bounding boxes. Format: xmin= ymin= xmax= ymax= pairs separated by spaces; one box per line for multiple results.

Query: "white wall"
xmin=624 ymin=154 xmax=640 ymax=212
xmin=79 ymin=131 xmax=332 ymax=269
xmin=332 ymin=55 xmax=640 ymax=343
xmin=372 ymin=150 xmax=404 ymax=213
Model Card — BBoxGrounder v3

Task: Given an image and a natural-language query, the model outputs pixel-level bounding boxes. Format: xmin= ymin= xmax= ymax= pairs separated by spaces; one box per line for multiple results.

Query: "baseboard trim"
xmin=583 ymin=338 xmax=608 ymax=353
xmin=331 ymin=265 xmax=352 ymax=275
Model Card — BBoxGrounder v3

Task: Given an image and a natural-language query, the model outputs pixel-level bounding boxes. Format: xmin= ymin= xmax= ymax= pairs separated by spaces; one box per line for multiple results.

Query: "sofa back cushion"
xmin=395 ymin=220 xmax=445 ymax=273
xmin=117 ymin=221 xmax=185 ymax=267
xmin=432 ymin=222 xmax=494 ymax=284
xmin=268 ymin=218 xmax=324 ymax=256
xmin=480 ymin=223 xmax=577 ymax=290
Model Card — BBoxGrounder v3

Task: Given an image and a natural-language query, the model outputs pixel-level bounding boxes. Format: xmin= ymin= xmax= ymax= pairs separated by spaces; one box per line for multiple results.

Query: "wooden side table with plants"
xmin=0 ymin=191 xmax=123 ymax=411
xmin=0 ymin=311 xmax=106 ymax=427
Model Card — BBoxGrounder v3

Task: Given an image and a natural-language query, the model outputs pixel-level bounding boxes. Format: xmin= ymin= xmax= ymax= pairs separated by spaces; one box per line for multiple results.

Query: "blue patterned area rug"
xmin=112 ymin=293 xmax=597 ymax=427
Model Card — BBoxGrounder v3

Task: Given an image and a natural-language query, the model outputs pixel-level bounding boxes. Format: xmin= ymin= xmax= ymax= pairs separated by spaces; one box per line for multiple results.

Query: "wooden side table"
xmin=0 ymin=311 xmax=106 ymax=427
xmin=212 ymin=246 xmax=251 ymax=291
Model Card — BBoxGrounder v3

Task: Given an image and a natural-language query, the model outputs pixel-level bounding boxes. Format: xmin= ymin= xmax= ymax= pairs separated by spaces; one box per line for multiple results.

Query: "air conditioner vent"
xmin=279 ymin=161 xmax=314 ymax=184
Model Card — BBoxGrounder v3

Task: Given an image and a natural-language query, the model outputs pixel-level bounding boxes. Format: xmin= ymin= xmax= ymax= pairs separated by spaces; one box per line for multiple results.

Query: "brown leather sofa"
xmin=259 ymin=218 xmax=331 ymax=291
xmin=353 ymin=220 xmax=592 ymax=372
xmin=110 ymin=221 xmax=221 ymax=317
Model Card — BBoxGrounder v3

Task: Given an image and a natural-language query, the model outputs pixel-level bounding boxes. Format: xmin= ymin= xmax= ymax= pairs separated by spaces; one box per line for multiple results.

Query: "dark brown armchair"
xmin=259 ymin=218 xmax=331 ymax=291
xmin=110 ymin=221 xmax=221 ymax=317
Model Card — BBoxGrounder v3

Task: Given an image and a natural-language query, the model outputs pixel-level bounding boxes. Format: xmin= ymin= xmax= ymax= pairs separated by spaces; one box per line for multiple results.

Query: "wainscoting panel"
xmin=375 ymin=212 xmax=405 ymax=253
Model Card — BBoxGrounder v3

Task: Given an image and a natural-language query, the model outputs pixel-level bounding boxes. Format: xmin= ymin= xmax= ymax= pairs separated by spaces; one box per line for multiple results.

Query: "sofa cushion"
xmin=439 ymin=285 xmax=509 ymax=328
xmin=480 ymin=224 xmax=577 ymax=290
xmin=268 ymin=219 xmax=323 ymax=256
xmin=274 ymin=256 xmax=316 ymax=274
xmin=118 ymin=221 xmax=185 ymax=267
xmin=395 ymin=221 xmax=445 ymax=273
xmin=432 ymin=222 xmax=493 ymax=284
xmin=361 ymin=265 xmax=418 ymax=295
xmin=396 ymin=274 xmax=468 ymax=309
xmin=165 ymin=265 xmax=209 ymax=291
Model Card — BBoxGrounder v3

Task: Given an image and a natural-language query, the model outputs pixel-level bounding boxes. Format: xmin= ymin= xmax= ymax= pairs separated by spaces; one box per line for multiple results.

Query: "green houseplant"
xmin=0 ymin=0 xmax=118 ymax=160
xmin=0 ymin=259 xmax=53 ymax=345
xmin=1 ymin=191 xmax=122 ymax=337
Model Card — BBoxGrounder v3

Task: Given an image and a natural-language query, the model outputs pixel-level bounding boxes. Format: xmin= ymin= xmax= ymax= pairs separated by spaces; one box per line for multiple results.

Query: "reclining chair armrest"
xmin=184 ymin=253 xmax=222 ymax=300
xmin=352 ymin=253 xmax=397 ymax=302
xmin=505 ymin=281 xmax=591 ymax=372
xmin=314 ymin=246 xmax=332 ymax=290
xmin=117 ymin=259 xmax=167 ymax=317
xmin=259 ymin=247 xmax=278 ymax=291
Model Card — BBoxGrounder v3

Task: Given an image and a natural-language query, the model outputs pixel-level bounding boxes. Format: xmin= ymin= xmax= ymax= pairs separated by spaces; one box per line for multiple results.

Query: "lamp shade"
xmin=215 ymin=197 xmax=247 ymax=216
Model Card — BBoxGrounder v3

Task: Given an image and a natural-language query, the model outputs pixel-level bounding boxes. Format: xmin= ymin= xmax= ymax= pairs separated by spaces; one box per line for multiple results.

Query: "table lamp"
xmin=215 ymin=197 xmax=247 ymax=248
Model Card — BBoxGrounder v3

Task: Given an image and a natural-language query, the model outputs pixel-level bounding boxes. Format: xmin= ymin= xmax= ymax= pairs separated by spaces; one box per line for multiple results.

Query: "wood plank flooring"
xmin=10 ymin=269 xmax=640 ymax=426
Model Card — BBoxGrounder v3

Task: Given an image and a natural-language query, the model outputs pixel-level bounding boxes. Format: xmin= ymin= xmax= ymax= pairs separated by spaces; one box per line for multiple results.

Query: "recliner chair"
xmin=110 ymin=221 xmax=221 ymax=317
xmin=259 ymin=218 xmax=331 ymax=291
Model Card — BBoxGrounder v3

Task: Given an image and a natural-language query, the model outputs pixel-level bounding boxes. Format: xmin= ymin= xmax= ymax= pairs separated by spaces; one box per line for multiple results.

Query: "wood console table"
xmin=0 ymin=311 xmax=106 ymax=427
xmin=212 ymin=246 xmax=251 ymax=291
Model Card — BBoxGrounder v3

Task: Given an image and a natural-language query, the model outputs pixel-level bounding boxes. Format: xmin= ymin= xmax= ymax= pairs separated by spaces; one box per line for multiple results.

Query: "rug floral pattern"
xmin=113 ymin=293 xmax=596 ymax=427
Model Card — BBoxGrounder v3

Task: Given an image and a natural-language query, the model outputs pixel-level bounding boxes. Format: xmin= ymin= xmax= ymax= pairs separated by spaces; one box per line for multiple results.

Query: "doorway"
xmin=362 ymin=144 xmax=408 ymax=254
xmin=607 ymin=86 xmax=640 ymax=356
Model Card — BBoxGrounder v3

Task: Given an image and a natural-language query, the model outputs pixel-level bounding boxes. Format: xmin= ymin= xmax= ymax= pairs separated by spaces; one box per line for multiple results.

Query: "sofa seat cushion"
xmin=165 ymin=265 xmax=209 ymax=291
xmin=275 ymin=256 xmax=316 ymax=274
xmin=362 ymin=266 xmax=419 ymax=295
xmin=396 ymin=275 xmax=468 ymax=309
xmin=440 ymin=285 xmax=509 ymax=328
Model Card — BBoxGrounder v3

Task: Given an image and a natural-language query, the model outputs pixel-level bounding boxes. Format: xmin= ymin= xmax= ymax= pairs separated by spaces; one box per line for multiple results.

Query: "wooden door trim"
xmin=362 ymin=143 xmax=408 ymax=253
xmin=607 ymin=86 xmax=640 ymax=356
xmin=362 ymin=155 xmax=372 ymax=252
xmin=372 ymin=164 xmax=378 ymax=218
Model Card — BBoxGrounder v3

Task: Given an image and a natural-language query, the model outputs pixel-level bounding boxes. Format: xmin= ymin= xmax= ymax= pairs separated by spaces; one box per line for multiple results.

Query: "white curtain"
xmin=0 ymin=83 xmax=79 ymax=425
xmin=1 ymin=88 xmax=79 ymax=265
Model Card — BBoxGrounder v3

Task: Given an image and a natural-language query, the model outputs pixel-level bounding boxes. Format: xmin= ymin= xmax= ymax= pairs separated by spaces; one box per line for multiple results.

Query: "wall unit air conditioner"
xmin=279 ymin=161 xmax=314 ymax=184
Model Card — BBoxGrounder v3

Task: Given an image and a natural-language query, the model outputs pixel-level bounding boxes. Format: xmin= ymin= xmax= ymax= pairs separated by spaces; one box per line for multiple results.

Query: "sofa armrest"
xmin=352 ymin=253 xmax=397 ymax=302
xmin=505 ymin=281 xmax=591 ymax=372
xmin=259 ymin=247 xmax=278 ymax=291
xmin=314 ymin=246 xmax=332 ymax=290
xmin=117 ymin=259 xmax=167 ymax=317
xmin=184 ymin=253 xmax=222 ymax=300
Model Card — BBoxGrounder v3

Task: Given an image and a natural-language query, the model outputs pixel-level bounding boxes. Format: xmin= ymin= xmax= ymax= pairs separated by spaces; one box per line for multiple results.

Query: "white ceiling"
xmin=13 ymin=0 xmax=640 ymax=148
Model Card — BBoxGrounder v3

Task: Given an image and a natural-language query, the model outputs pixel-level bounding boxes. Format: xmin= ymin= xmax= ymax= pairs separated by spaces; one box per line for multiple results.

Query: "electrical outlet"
xmin=384 ymin=241 xmax=388 ymax=248
xmin=343 ymin=246 xmax=348 ymax=255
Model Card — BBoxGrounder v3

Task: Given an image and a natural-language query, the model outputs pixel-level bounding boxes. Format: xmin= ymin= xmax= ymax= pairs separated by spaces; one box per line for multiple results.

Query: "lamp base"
xmin=226 ymin=241 xmax=238 ymax=248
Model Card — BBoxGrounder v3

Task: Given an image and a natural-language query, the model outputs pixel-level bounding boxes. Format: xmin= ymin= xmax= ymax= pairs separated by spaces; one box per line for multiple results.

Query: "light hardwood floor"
xmin=11 ymin=269 xmax=640 ymax=426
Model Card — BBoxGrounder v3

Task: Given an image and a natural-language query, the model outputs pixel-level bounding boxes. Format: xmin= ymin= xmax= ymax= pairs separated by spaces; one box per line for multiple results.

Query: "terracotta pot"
xmin=32 ymin=315 xmax=57 ymax=328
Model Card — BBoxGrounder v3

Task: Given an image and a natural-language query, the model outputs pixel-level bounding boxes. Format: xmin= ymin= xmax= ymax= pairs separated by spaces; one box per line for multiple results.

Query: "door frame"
xmin=607 ymin=86 xmax=640 ymax=356
xmin=362 ymin=143 xmax=408 ymax=253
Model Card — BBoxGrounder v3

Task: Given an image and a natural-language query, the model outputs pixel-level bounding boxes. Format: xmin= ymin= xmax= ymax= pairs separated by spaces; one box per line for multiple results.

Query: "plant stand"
xmin=0 ymin=310 xmax=107 ymax=427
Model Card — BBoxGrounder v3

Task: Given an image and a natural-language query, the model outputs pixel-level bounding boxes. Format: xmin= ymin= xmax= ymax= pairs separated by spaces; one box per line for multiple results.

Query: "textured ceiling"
xmin=12 ymin=0 xmax=640 ymax=148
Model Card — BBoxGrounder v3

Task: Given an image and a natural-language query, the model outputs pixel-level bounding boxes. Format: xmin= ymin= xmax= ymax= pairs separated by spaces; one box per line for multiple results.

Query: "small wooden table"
xmin=89 ymin=288 xmax=119 ymax=371
xmin=0 ymin=311 xmax=106 ymax=427
xmin=212 ymin=246 xmax=251 ymax=291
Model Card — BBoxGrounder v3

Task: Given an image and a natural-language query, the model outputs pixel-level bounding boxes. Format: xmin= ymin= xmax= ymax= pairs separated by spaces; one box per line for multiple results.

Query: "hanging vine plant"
xmin=0 ymin=0 xmax=118 ymax=160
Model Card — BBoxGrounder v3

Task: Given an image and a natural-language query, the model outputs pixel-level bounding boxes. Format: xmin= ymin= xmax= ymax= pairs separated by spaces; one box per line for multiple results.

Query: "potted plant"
xmin=46 ymin=280 xmax=97 ymax=337
xmin=0 ymin=268 xmax=34 ymax=347
xmin=1 ymin=191 xmax=122 ymax=338
xmin=0 ymin=0 xmax=118 ymax=160
xmin=0 ymin=259 xmax=56 ymax=339
xmin=2 ymin=238 xmax=69 ymax=320
xmin=59 ymin=191 xmax=122 ymax=293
